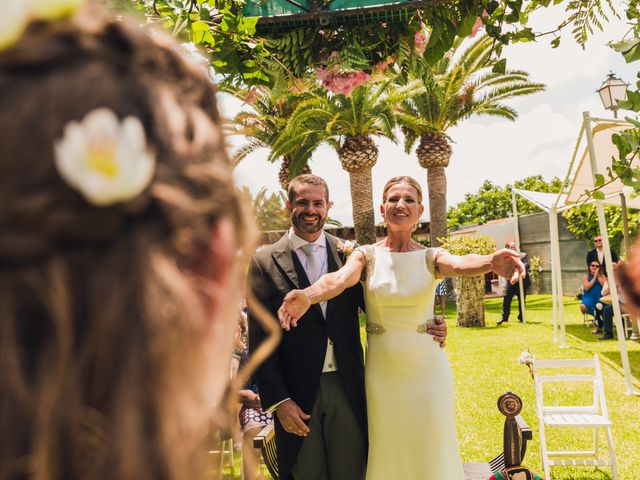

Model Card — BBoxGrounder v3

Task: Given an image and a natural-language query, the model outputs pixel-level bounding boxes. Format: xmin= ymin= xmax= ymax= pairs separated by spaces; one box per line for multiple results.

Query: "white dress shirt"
xmin=289 ymin=229 xmax=338 ymax=373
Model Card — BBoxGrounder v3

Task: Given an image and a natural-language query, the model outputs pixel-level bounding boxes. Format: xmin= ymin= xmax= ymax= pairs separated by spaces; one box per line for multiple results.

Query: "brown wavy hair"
xmin=0 ymin=5 xmax=253 ymax=480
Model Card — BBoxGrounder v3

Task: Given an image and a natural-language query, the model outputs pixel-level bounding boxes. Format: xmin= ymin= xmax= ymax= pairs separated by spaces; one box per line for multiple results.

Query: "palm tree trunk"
xmin=427 ymin=166 xmax=447 ymax=246
xmin=455 ymin=276 xmax=486 ymax=327
xmin=348 ymin=168 xmax=376 ymax=245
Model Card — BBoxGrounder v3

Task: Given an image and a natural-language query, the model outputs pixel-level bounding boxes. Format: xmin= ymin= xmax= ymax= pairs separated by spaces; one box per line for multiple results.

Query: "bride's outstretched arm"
xmin=278 ymin=252 xmax=366 ymax=331
xmin=436 ymin=248 xmax=525 ymax=285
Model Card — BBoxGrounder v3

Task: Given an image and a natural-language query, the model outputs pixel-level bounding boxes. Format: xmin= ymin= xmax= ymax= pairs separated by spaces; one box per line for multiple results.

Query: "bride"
xmin=278 ymin=176 xmax=524 ymax=479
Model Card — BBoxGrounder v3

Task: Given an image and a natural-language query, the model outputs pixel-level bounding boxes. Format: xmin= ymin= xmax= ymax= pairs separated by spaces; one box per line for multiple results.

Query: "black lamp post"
xmin=596 ymin=72 xmax=629 ymax=119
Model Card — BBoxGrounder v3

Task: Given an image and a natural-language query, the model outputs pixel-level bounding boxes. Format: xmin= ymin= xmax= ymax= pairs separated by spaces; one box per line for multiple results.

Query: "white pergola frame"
xmin=512 ymin=112 xmax=636 ymax=395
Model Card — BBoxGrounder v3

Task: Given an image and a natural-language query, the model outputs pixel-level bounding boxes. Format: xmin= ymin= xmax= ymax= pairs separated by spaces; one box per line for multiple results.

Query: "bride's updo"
xmin=0 ymin=4 xmax=252 ymax=480
xmin=382 ymin=176 xmax=423 ymax=203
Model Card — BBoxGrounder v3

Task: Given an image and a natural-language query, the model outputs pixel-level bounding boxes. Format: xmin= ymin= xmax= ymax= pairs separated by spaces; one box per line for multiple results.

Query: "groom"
xmin=248 ymin=174 xmax=447 ymax=479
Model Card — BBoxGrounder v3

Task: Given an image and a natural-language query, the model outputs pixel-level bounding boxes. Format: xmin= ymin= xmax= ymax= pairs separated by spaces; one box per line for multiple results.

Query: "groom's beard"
xmin=291 ymin=212 xmax=326 ymax=235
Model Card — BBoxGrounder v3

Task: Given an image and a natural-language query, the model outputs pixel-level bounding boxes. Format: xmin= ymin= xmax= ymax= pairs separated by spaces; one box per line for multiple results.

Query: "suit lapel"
xmin=325 ymin=234 xmax=344 ymax=320
xmin=271 ymin=235 xmax=300 ymax=289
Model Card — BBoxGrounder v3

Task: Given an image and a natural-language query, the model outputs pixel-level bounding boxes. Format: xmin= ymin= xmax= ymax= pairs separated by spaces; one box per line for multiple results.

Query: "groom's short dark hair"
xmin=288 ymin=174 xmax=330 ymax=203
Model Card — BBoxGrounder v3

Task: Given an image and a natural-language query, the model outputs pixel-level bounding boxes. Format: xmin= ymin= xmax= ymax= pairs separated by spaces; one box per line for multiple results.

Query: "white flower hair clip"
xmin=54 ymin=108 xmax=156 ymax=206
xmin=0 ymin=0 xmax=85 ymax=51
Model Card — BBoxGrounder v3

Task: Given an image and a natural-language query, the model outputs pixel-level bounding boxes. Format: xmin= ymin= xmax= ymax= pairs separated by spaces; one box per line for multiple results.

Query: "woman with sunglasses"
xmin=581 ymin=262 xmax=606 ymax=333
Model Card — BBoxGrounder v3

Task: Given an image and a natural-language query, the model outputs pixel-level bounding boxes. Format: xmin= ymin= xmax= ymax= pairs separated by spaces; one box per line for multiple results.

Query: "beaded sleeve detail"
xmin=354 ymin=244 xmax=375 ymax=283
xmin=426 ymin=248 xmax=446 ymax=279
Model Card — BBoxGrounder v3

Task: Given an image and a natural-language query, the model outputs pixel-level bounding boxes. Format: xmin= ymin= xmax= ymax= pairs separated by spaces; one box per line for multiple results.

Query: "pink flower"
xmin=469 ymin=11 xmax=488 ymax=38
xmin=469 ymin=17 xmax=483 ymax=38
xmin=316 ymin=66 xmax=332 ymax=82
xmin=315 ymin=66 xmax=370 ymax=96
xmin=242 ymin=87 xmax=260 ymax=105
xmin=414 ymin=31 xmax=427 ymax=56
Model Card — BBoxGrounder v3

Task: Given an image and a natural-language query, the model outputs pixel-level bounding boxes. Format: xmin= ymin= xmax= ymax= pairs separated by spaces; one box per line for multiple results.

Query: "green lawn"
xmin=446 ymin=294 xmax=640 ymax=480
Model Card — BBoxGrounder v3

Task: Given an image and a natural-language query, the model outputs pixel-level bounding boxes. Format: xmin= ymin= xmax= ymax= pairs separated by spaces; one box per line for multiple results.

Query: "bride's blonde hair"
xmin=382 ymin=176 xmax=423 ymax=203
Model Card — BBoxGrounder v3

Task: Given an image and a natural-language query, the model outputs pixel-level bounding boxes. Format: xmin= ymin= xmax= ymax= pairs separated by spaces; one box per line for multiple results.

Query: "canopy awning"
xmin=513 ymin=189 xmax=567 ymax=212
xmin=514 ymin=114 xmax=637 ymax=395
xmin=563 ymin=122 xmax=640 ymax=209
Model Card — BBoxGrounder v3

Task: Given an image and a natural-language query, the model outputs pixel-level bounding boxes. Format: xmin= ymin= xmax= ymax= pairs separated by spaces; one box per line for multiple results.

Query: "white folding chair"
xmin=534 ymin=355 xmax=617 ymax=480
xmin=620 ymin=314 xmax=633 ymax=339
xmin=209 ymin=433 xmax=238 ymax=479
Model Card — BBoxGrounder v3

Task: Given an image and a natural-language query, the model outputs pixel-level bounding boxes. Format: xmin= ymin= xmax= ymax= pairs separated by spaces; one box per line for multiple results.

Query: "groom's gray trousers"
xmin=290 ymin=371 xmax=366 ymax=480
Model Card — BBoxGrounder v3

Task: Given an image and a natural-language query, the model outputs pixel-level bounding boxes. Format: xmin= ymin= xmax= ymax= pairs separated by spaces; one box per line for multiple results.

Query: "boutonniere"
xmin=336 ymin=240 xmax=356 ymax=257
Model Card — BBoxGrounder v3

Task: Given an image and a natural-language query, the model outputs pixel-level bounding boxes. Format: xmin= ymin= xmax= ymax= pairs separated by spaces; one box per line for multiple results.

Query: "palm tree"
xmin=225 ymin=86 xmax=314 ymax=190
xmin=271 ymin=81 xmax=418 ymax=244
xmin=399 ymin=35 xmax=545 ymax=246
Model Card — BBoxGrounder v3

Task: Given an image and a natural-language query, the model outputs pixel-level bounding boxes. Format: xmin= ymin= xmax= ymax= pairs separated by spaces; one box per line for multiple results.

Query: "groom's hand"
xmin=276 ymin=400 xmax=311 ymax=437
xmin=428 ymin=316 xmax=447 ymax=348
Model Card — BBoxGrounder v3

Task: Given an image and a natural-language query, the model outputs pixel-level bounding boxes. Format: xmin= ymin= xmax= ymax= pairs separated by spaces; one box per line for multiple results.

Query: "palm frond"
xmin=232 ymin=138 xmax=270 ymax=164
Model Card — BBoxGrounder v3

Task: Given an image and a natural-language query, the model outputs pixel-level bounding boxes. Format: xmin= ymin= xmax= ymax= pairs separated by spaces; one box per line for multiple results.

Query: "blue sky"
xmin=222 ymin=2 xmax=635 ymax=226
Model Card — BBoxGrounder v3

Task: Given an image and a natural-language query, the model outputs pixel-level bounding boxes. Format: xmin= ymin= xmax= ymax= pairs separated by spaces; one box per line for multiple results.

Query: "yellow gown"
xmin=356 ymin=245 xmax=465 ymax=480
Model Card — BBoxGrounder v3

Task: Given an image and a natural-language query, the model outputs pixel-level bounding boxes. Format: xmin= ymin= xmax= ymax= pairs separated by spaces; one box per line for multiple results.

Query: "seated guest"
xmin=580 ymin=261 xmax=605 ymax=333
xmin=238 ymin=347 xmax=273 ymax=480
xmin=0 ymin=3 xmax=253 ymax=478
xmin=599 ymin=275 xmax=630 ymax=340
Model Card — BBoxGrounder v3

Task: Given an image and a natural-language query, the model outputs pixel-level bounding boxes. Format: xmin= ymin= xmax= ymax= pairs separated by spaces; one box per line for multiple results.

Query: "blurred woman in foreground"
xmin=0 ymin=2 xmax=256 ymax=478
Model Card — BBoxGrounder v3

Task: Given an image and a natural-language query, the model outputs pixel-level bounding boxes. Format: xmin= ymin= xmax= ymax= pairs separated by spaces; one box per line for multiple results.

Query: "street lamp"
xmin=596 ymin=72 xmax=629 ymax=118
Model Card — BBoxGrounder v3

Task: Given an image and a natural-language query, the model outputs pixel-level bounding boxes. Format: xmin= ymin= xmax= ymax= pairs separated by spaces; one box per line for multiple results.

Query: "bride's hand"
xmin=278 ymin=290 xmax=311 ymax=331
xmin=491 ymin=249 xmax=525 ymax=284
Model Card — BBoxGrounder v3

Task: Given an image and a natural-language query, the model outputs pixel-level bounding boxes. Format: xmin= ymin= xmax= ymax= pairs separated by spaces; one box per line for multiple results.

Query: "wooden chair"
xmin=534 ymin=355 xmax=617 ymax=480
xmin=253 ymin=391 xmax=532 ymax=480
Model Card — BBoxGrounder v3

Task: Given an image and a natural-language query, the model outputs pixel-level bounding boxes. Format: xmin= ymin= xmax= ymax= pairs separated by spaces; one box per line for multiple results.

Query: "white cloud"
xmin=229 ymin=4 xmax=637 ymax=227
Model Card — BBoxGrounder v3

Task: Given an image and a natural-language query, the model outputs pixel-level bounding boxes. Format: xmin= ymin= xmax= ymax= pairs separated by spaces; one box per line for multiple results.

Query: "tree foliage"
xmin=562 ymin=204 xmax=640 ymax=249
xmin=115 ymin=0 xmax=610 ymax=89
xmin=400 ymin=35 xmax=545 ymax=150
xmin=447 ymin=175 xmax=563 ymax=229
xmin=240 ymin=187 xmax=291 ymax=231
xmin=439 ymin=234 xmax=496 ymax=255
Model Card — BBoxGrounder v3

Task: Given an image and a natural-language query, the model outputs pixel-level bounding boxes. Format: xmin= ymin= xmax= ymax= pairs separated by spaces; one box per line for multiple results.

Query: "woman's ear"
xmin=207 ymin=218 xmax=237 ymax=301
xmin=195 ymin=218 xmax=239 ymax=325
xmin=210 ymin=218 xmax=236 ymax=283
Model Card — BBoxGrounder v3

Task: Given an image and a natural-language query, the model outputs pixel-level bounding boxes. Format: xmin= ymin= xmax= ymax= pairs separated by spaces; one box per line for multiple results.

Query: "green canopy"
xmin=243 ymin=0 xmax=432 ymax=32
